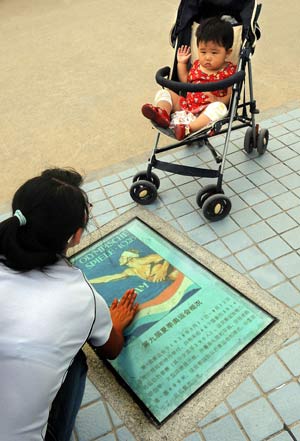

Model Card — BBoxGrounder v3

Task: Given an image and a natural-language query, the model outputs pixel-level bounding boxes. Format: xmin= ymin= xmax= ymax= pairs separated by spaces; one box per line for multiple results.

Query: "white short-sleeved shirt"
xmin=0 ymin=258 xmax=112 ymax=441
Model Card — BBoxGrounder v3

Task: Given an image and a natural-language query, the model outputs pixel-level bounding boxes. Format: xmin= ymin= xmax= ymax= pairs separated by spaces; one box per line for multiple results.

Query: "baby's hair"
xmin=196 ymin=16 xmax=234 ymax=50
xmin=0 ymin=168 xmax=89 ymax=271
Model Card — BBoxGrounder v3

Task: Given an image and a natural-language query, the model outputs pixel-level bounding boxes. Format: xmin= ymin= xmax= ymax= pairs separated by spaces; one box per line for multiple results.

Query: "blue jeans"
xmin=45 ymin=349 xmax=88 ymax=441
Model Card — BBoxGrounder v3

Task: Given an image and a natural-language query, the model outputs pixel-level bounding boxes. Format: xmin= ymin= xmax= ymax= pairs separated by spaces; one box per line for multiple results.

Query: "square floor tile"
xmin=188 ymin=225 xmax=218 ymax=245
xmin=287 ymin=206 xmax=300 ymax=222
xmin=235 ymin=246 xmax=269 ymax=270
xmin=222 ymin=230 xmax=253 ymax=252
xmin=202 ymin=415 xmax=247 ymax=441
xmin=269 ymin=382 xmax=300 ymax=425
xmin=253 ymin=354 xmax=292 ymax=393
xmin=226 ymin=378 xmax=261 ymax=409
xmin=279 ymin=173 xmax=300 ymax=190
xmin=253 ymin=200 xmax=282 ymax=219
xmin=278 ymin=341 xmax=300 ymax=376
xmin=228 ymin=177 xmax=255 ymax=193
xmin=266 ymin=213 xmax=298 ymax=234
xmin=245 ymin=222 xmax=276 ymax=243
xmin=198 ymin=403 xmax=229 ymax=427
xmin=282 ymin=227 xmax=300 ymax=250
xmin=249 ymin=263 xmax=286 ymax=289
xmin=204 ymin=240 xmax=231 ymax=259
xmin=235 ymin=397 xmax=282 ymax=441
xmin=285 ymin=156 xmax=300 ymax=172
xmin=271 ymin=282 xmax=300 ymax=307
xmin=273 ymin=192 xmax=300 ymax=210
xmin=258 ymin=236 xmax=292 ymax=260
xmin=231 ymin=208 xmax=261 ymax=228
xmin=275 ymin=252 xmax=300 ymax=278
xmin=239 ymin=188 xmax=268 ymax=206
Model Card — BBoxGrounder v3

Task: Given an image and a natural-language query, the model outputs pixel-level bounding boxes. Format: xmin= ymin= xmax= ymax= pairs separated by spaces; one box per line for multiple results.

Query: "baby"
xmin=142 ymin=16 xmax=237 ymax=140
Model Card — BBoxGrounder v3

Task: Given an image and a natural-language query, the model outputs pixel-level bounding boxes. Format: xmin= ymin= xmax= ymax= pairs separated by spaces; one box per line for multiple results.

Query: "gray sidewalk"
xmin=2 ymin=106 xmax=300 ymax=440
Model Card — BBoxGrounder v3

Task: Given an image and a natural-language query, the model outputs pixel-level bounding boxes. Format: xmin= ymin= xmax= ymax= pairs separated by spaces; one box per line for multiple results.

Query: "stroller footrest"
xmin=153 ymin=160 xmax=219 ymax=178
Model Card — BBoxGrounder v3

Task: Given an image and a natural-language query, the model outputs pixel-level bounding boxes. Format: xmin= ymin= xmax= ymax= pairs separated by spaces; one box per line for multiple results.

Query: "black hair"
xmin=0 ymin=168 xmax=89 ymax=271
xmin=196 ymin=17 xmax=234 ymax=50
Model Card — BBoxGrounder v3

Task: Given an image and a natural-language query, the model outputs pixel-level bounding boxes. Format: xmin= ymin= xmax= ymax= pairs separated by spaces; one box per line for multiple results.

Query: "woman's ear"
xmin=67 ymin=228 xmax=83 ymax=248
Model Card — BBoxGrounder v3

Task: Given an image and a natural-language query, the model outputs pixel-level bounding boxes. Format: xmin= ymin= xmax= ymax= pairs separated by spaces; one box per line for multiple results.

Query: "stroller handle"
xmin=155 ymin=67 xmax=245 ymax=93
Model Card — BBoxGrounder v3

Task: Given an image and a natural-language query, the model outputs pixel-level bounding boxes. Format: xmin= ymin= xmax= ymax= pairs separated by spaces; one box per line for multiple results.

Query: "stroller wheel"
xmin=132 ymin=170 xmax=160 ymax=189
xmin=130 ymin=180 xmax=157 ymax=205
xmin=196 ymin=184 xmax=224 ymax=209
xmin=202 ymin=194 xmax=231 ymax=221
xmin=257 ymin=128 xmax=269 ymax=155
xmin=244 ymin=127 xmax=255 ymax=154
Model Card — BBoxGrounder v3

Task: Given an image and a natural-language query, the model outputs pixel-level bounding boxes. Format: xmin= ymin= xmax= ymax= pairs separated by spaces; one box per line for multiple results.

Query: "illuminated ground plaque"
xmin=71 ymin=218 xmax=275 ymax=425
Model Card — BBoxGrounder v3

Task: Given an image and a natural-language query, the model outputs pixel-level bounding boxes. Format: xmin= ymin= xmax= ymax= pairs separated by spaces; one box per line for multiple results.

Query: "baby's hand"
xmin=177 ymin=45 xmax=191 ymax=64
xmin=204 ymin=92 xmax=217 ymax=103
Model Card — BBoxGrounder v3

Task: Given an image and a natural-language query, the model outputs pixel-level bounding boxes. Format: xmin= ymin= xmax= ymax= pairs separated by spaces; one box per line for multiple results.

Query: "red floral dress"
xmin=179 ymin=61 xmax=237 ymax=115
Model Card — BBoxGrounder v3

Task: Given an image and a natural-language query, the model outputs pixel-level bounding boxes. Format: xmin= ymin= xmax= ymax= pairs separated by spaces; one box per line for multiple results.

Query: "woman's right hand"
xmin=110 ymin=289 xmax=139 ymax=333
xmin=177 ymin=45 xmax=191 ymax=64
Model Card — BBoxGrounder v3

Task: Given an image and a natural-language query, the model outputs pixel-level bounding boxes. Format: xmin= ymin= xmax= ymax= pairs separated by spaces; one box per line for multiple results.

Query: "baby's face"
xmin=197 ymin=40 xmax=230 ymax=72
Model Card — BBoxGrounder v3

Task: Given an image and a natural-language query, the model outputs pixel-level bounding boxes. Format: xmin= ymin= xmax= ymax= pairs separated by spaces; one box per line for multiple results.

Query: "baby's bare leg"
xmin=155 ymin=89 xmax=181 ymax=114
xmin=190 ymin=102 xmax=228 ymax=133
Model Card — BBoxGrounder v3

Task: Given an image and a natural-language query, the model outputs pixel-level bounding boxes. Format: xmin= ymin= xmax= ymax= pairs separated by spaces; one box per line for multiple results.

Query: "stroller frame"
xmin=130 ymin=0 xmax=269 ymax=221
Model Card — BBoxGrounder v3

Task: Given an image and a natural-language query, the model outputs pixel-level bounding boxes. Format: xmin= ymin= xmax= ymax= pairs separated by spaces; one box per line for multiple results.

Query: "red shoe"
xmin=141 ymin=104 xmax=170 ymax=128
xmin=174 ymin=124 xmax=190 ymax=140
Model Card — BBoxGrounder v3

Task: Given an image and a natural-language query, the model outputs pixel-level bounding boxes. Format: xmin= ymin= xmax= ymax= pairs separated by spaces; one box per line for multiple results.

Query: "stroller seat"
xmin=130 ymin=0 xmax=269 ymax=222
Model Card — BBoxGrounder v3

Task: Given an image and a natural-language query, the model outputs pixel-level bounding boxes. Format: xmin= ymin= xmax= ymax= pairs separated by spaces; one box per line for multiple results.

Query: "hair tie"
xmin=14 ymin=209 xmax=27 ymax=226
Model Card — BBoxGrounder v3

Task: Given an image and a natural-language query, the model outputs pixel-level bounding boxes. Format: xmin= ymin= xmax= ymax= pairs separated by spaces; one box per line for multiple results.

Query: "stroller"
xmin=129 ymin=0 xmax=269 ymax=222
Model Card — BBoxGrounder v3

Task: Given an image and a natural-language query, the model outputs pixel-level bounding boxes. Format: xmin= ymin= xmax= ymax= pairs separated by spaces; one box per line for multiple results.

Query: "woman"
xmin=0 ymin=168 xmax=138 ymax=441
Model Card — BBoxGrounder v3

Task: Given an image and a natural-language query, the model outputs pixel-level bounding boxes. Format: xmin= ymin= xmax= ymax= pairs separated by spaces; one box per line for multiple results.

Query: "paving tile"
xmin=278 ymin=133 xmax=300 ymax=146
xmin=288 ymin=206 xmax=300 ymax=223
xmin=235 ymin=246 xmax=269 ymax=271
xmin=279 ymin=173 xmax=300 ymax=190
xmin=106 ymin=403 xmax=123 ymax=427
xmin=285 ymin=156 xmax=300 ymax=172
xmin=87 ymin=188 xmax=106 ymax=204
xmin=245 ymin=222 xmax=276 ymax=242
xmin=271 ymin=282 xmax=300 ymax=307
xmin=290 ymin=141 xmax=300 ymax=154
xmin=226 ymin=377 xmax=261 ymax=409
xmin=278 ymin=341 xmax=300 ymax=376
xmin=100 ymin=174 xmax=120 ymax=186
xmin=292 ymin=276 xmax=300 ymax=291
xmin=180 ymin=155 xmax=203 ymax=167
xmin=235 ymin=160 xmax=263 ymax=175
xmin=167 ymin=199 xmax=195 ymax=217
xmin=201 ymin=414 xmax=247 ymax=441
xmin=287 ymin=109 xmax=300 ymax=118
xmin=179 ymin=180 xmax=202 ymax=197
xmin=273 ymin=113 xmax=294 ymax=124
xmin=239 ymin=188 xmax=268 ymax=206
xmin=188 ymin=224 xmax=218 ymax=245
xmin=249 ymin=263 xmax=285 ymax=289
xmin=266 ymin=213 xmax=298 ymax=234
xmin=269 ymin=382 xmax=300 ymax=425
xmin=169 ymin=173 xmax=195 ymax=186
xmin=270 ymin=126 xmax=290 ymax=137
xmin=254 ymin=153 xmax=279 ymax=168
xmin=92 ymin=199 xmax=114 ymax=216
xmin=253 ymin=200 xmax=282 ymax=219
xmin=273 ymin=146 xmax=299 ymax=162
xmin=98 ymin=434 xmax=117 ymax=441
xmin=183 ymin=433 xmax=203 ymax=441
xmin=222 ymin=230 xmax=253 ymax=252
xmin=227 ymin=150 xmax=251 ymax=166
xmin=229 ymin=195 xmax=248 ymax=213
xmin=291 ymin=422 xmax=300 ymax=440
xmin=223 ymin=167 xmax=243 ymax=182
xmin=269 ymin=431 xmax=294 ymax=440
xmin=224 ymin=255 xmax=247 ymax=273
xmin=258 ymin=236 xmax=292 ymax=260
xmin=154 ymin=206 xmax=173 ymax=222
xmin=282 ymin=227 xmax=300 ymax=250
xmin=117 ymin=204 xmax=135 ymax=215
xmin=273 ymin=192 xmax=300 ymax=210
xmin=208 ymin=217 xmax=240 ymax=236
xmin=144 ymin=198 xmax=164 ymax=211
xmin=282 ymin=334 xmax=300 ymax=346
xmin=160 ymin=187 xmax=184 ymax=204
xmin=82 ymin=180 xmax=101 ymax=192
xmin=104 ymin=181 xmax=127 ymax=198
xmin=204 ymin=240 xmax=231 ymax=259
xmin=110 ymin=192 xmax=133 ymax=209
xmin=75 ymin=401 xmax=112 ymax=440
xmin=275 ymin=253 xmax=300 ymax=278
xmin=81 ymin=378 xmax=102 ymax=406
xmin=198 ymin=403 xmax=229 ymax=427
xmin=231 ymin=208 xmax=261 ymax=228
xmin=247 ymin=169 xmax=274 ymax=186
xmin=235 ymin=397 xmax=283 ymax=441
xmin=267 ymin=163 xmax=293 ymax=179
xmin=118 ymin=167 xmax=138 ymax=180
xmin=159 ymin=176 xmax=176 ymax=191
xmin=116 ymin=427 xmax=136 ymax=441
xmin=228 ymin=176 xmax=255 ymax=193
xmin=177 ymin=211 xmax=205 ymax=231
xmin=253 ymin=354 xmax=292 ymax=392
xmin=95 ymin=211 xmax=118 ymax=227
xmin=267 ymin=138 xmax=286 ymax=151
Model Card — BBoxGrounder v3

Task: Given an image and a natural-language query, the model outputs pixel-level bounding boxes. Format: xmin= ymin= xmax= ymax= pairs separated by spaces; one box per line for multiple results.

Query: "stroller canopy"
xmin=171 ymin=0 xmax=260 ymax=47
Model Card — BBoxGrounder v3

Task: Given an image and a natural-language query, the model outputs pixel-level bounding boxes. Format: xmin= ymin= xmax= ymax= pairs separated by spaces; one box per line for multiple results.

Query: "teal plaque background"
xmin=71 ymin=218 xmax=274 ymax=424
